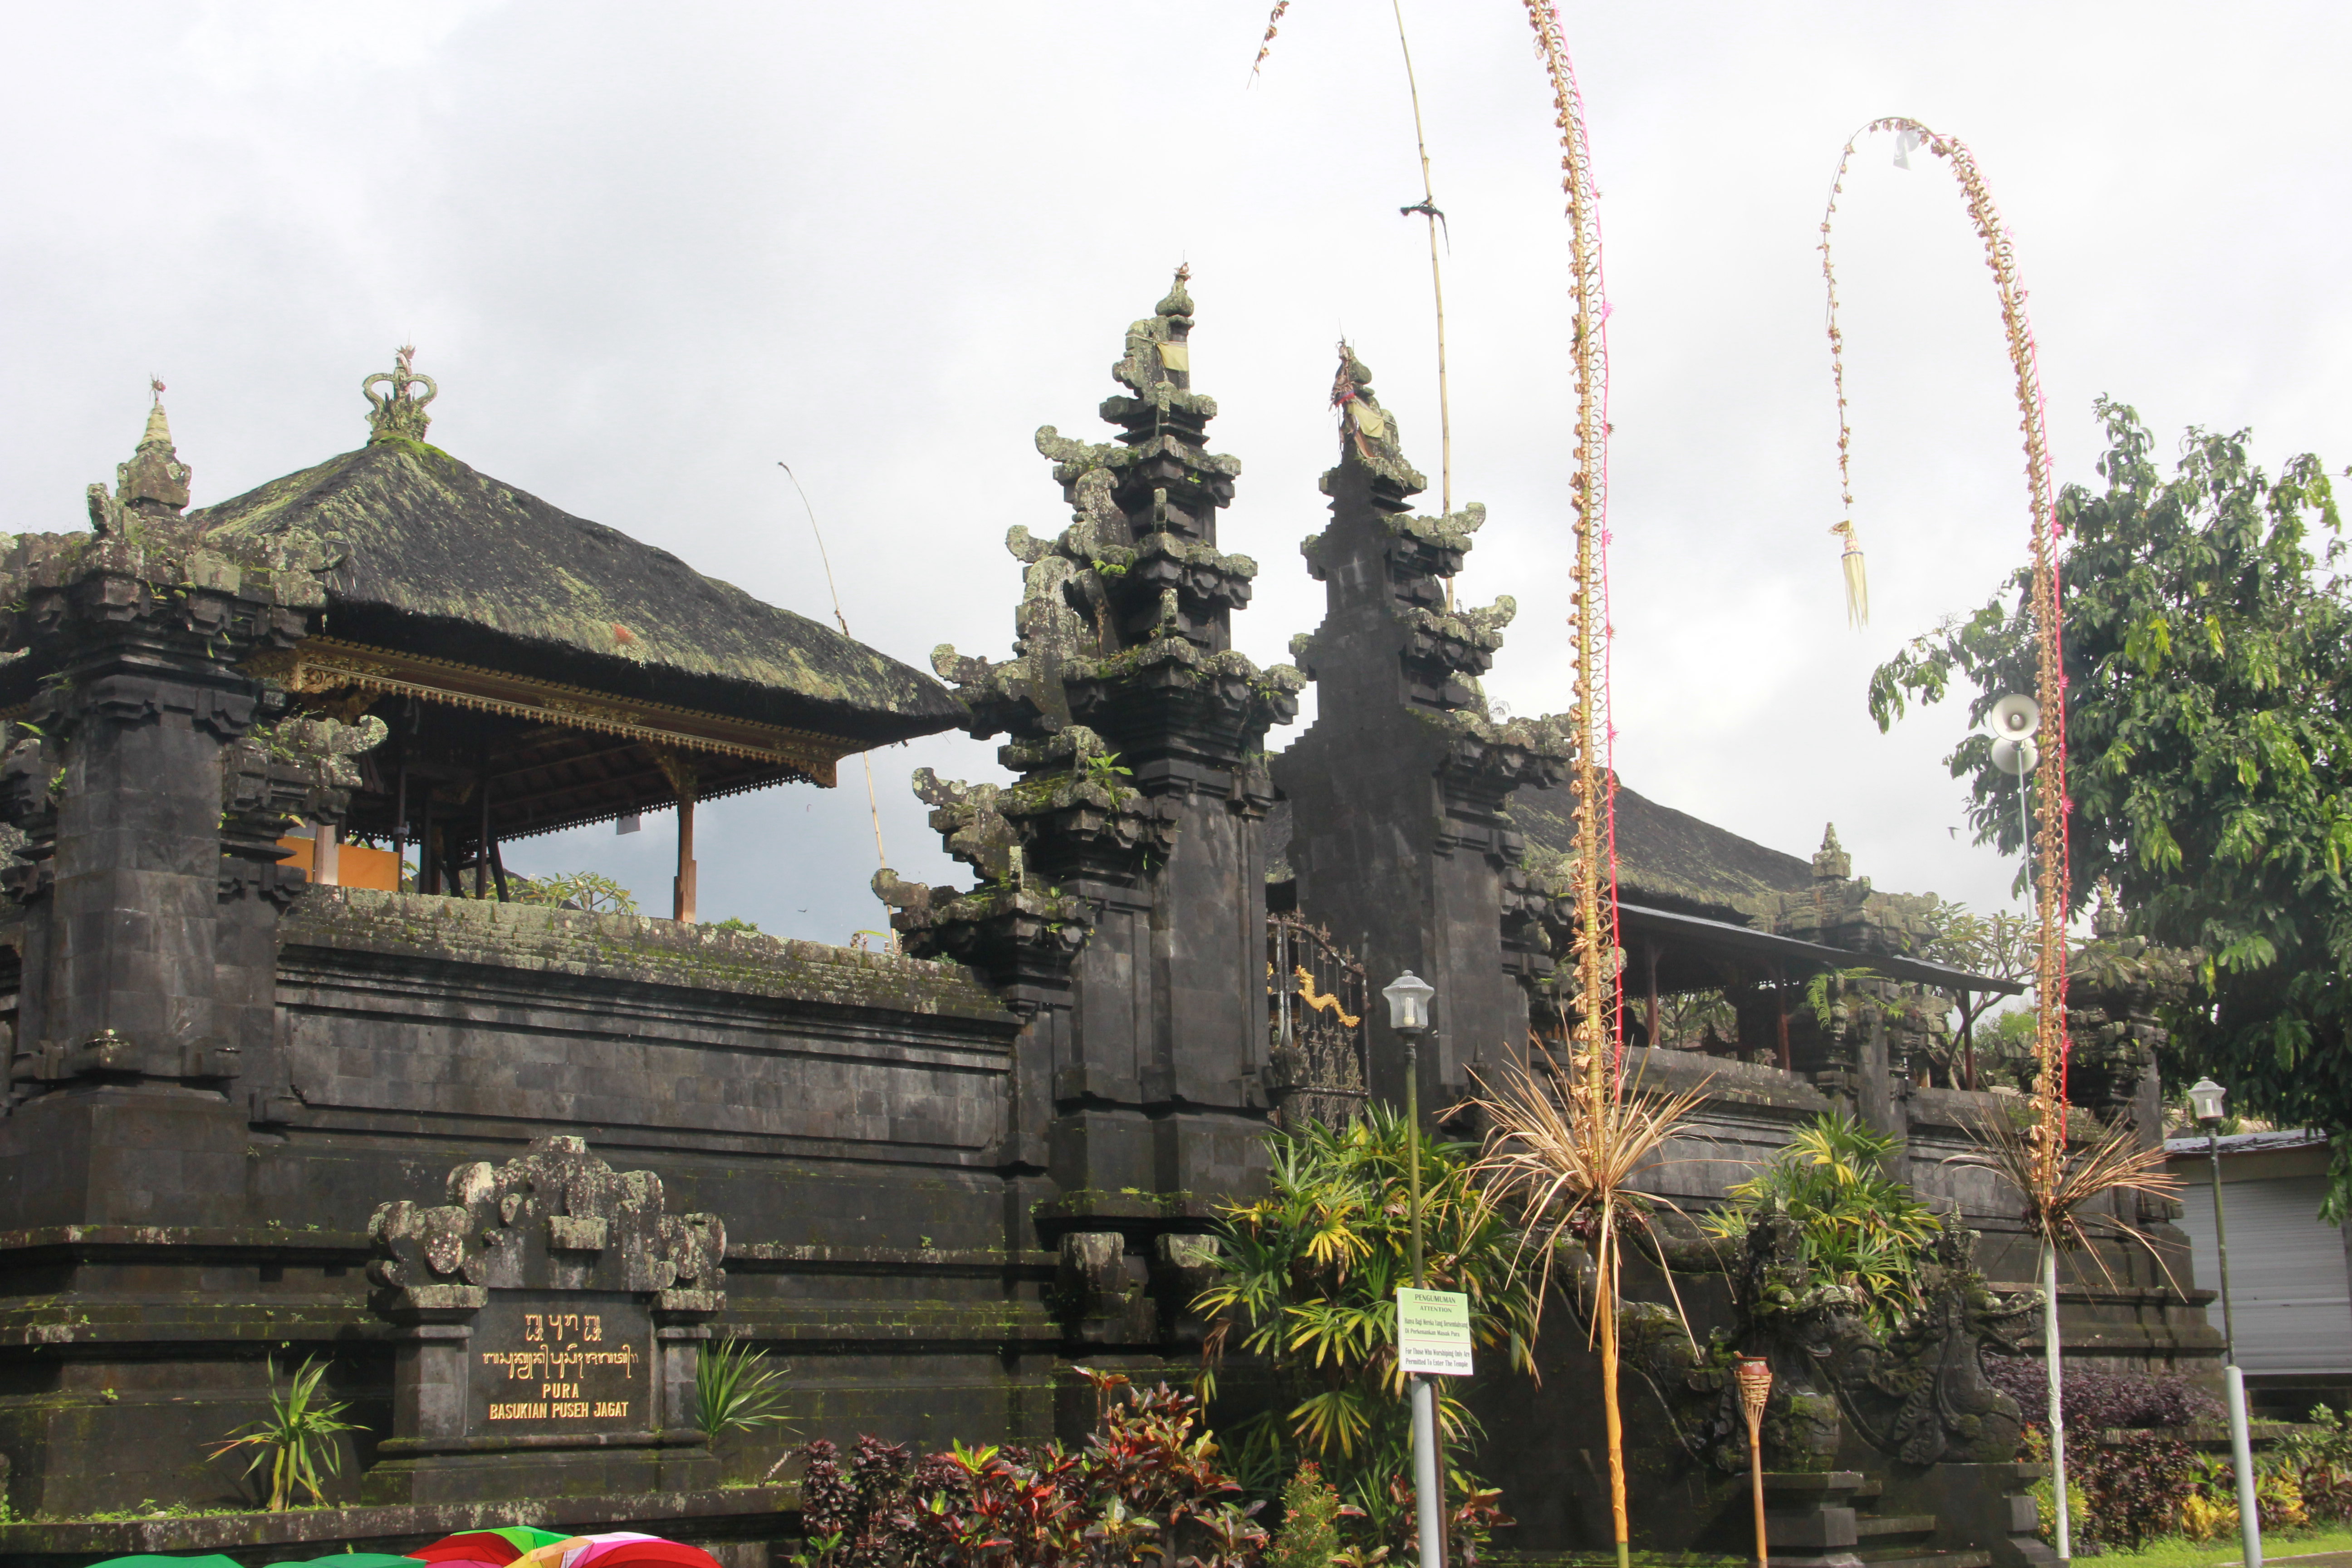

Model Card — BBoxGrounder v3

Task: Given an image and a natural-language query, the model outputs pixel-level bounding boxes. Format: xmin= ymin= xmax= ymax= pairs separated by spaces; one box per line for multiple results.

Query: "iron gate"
xmin=1265 ymin=914 xmax=1369 ymax=1131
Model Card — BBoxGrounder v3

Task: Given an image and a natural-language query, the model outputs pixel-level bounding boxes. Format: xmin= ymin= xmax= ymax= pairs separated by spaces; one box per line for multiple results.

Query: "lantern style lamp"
xmin=2190 ymin=1075 xmax=2263 ymax=1568
xmin=1384 ymin=968 xmax=1442 ymax=1568
xmin=1383 ymin=970 xmax=1434 ymax=1035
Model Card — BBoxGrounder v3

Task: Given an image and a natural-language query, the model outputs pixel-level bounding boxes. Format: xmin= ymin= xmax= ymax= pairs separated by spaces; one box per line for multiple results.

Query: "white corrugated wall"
xmin=2173 ymin=1172 xmax=2352 ymax=1376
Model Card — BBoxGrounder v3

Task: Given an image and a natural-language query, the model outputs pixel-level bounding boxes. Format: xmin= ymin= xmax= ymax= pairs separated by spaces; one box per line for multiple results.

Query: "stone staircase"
xmin=1760 ymin=1467 xmax=2052 ymax=1568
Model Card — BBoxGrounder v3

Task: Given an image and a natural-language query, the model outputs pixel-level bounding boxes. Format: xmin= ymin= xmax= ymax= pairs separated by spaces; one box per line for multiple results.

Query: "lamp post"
xmin=1382 ymin=970 xmax=1442 ymax=1568
xmin=2189 ymin=1076 xmax=2262 ymax=1568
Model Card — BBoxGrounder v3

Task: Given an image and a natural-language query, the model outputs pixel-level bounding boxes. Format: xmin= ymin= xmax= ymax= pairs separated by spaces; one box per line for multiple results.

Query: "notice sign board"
xmin=1396 ymin=1287 xmax=1475 ymax=1377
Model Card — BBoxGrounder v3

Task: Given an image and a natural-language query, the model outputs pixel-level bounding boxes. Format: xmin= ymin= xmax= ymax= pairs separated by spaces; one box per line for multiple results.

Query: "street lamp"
xmin=2191 ymin=1077 xmax=2262 ymax=1568
xmin=1382 ymin=970 xmax=1442 ymax=1568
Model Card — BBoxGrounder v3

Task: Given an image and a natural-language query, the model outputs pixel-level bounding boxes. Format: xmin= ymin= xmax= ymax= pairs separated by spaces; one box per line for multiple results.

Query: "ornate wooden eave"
xmin=245 ymin=636 xmax=849 ymax=787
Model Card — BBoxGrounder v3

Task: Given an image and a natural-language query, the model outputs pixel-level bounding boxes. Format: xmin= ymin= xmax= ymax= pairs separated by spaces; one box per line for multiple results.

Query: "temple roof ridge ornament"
xmin=1324 ymin=342 xmax=1426 ymax=497
xmin=363 ymin=345 xmax=438 ymax=446
xmin=1813 ymin=823 xmax=1853 ymax=882
xmin=112 ymin=377 xmax=192 ymax=522
xmin=935 ymin=272 xmax=1297 ymax=745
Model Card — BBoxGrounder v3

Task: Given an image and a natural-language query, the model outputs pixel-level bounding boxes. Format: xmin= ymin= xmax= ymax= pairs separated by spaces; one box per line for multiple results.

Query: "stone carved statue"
xmin=1614 ymin=1211 xmax=2036 ymax=1476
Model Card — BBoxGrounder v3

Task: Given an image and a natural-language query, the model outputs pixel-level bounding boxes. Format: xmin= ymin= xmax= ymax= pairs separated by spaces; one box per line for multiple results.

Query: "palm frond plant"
xmin=1193 ymin=1107 xmax=1536 ymax=1553
xmin=1702 ymin=1111 xmax=1940 ymax=1333
xmin=1951 ymin=1103 xmax=2180 ymax=1557
xmin=695 ymin=1335 xmax=790 ymax=1441
xmin=1467 ymin=1054 xmax=1711 ymax=1568
xmin=206 ymin=1356 xmax=363 ymax=1511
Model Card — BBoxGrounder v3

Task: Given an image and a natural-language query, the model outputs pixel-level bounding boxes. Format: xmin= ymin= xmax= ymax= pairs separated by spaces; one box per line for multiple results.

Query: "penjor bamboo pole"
xmin=1520 ymin=5 xmax=1625 ymax=1563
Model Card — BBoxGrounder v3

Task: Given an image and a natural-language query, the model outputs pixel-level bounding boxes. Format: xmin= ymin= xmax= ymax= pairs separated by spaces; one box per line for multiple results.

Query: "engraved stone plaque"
xmin=469 ymin=1289 xmax=654 ymax=1434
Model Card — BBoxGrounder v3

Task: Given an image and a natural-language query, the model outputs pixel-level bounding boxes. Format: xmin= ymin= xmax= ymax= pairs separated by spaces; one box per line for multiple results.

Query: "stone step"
xmin=1854 ymin=1515 xmax=1940 ymax=1540
xmin=1852 ymin=1552 xmax=1991 ymax=1568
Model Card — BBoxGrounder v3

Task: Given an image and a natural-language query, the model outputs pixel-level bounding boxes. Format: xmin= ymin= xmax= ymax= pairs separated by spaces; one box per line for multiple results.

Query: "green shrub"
xmin=1702 ymin=1111 xmax=1939 ymax=1330
xmin=1269 ymin=1464 xmax=1341 ymax=1568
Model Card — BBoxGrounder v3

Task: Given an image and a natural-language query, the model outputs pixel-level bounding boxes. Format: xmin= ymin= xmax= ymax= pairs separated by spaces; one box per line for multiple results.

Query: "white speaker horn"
xmin=1990 ymin=693 xmax=2041 ymax=738
xmin=1991 ymin=736 xmax=2039 ymax=777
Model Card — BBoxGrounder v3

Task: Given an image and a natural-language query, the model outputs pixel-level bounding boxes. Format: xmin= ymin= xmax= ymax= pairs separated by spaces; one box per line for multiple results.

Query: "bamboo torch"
xmin=1735 ymin=1356 xmax=1774 ymax=1568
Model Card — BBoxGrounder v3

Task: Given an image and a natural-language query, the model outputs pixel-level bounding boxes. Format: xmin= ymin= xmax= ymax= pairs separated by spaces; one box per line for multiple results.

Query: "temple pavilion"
xmin=159 ymin=351 xmax=961 ymax=912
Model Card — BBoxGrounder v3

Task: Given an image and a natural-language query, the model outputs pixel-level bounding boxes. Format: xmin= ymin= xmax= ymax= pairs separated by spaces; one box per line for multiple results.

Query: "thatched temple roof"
xmin=193 ymin=436 xmax=962 ymax=749
xmin=1507 ymin=777 xmax=1814 ymax=923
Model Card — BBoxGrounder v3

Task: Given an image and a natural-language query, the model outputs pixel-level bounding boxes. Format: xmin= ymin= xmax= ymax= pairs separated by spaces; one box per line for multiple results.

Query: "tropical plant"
xmin=1701 ymin=1112 xmax=1939 ymax=1332
xmin=1466 ymin=1056 xmax=1710 ymax=1568
xmin=2281 ymin=1404 xmax=2352 ymax=1525
xmin=1194 ymin=1107 xmax=1536 ymax=1553
xmin=519 ymin=869 xmax=639 ymax=915
xmin=1267 ymin=1464 xmax=1342 ymax=1568
xmin=206 ymin=1356 xmax=363 ymax=1511
xmin=2078 ymin=1432 xmax=2199 ymax=1552
xmin=786 ymin=1370 xmax=1267 ymax=1568
xmin=695 ymin=1336 xmax=789 ymax=1440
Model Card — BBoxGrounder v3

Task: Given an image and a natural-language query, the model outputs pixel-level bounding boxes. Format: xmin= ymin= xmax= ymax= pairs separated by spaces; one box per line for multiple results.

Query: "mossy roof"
xmin=192 ymin=438 xmax=964 ymax=745
xmin=1508 ymin=777 xmax=1816 ymax=923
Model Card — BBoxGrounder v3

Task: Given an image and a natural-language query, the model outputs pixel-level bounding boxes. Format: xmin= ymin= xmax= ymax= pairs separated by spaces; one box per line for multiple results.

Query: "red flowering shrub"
xmin=788 ymin=1370 xmax=1267 ymax=1568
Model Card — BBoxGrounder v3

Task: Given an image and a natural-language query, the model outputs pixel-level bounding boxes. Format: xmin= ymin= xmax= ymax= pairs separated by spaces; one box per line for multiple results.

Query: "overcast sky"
xmin=4 ymin=3 xmax=2347 ymax=946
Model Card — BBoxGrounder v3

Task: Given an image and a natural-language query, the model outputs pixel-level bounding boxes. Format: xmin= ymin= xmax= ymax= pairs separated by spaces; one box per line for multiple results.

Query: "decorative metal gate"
xmin=1265 ymin=915 xmax=1369 ymax=1131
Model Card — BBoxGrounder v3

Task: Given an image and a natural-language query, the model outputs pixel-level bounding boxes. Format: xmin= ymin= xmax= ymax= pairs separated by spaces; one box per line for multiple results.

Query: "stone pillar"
xmin=887 ymin=272 xmax=1300 ymax=1341
xmin=0 ymin=402 xmax=340 ymax=1228
xmin=1270 ymin=346 xmax=1571 ymax=1111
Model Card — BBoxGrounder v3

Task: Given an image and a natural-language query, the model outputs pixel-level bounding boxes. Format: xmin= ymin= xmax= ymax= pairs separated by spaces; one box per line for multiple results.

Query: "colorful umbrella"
xmin=93 ymin=1557 xmax=422 ymax=1568
xmin=513 ymin=1534 xmax=724 ymax=1568
xmin=411 ymin=1529 xmax=573 ymax=1568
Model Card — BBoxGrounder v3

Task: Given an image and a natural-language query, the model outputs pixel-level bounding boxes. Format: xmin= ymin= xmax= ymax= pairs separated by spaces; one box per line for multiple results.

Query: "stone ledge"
xmin=0 ymin=1484 xmax=797 ymax=1565
xmin=281 ymin=887 xmax=1014 ymax=1022
xmin=0 ymin=1226 xmax=376 ymax=1256
xmin=727 ymin=1241 xmax=1057 ymax=1271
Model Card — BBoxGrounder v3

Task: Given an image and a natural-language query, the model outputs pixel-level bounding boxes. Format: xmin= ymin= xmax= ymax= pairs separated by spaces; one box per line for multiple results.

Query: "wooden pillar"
xmin=1959 ymin=987 xmax=1976 ymax=1091
xmin=392 ymin=753 xmax=409 ymax=891
xmin=475 ymin=759 xmax=491 ymax=900
xmin=1645 ymin=941 xmax=1661 ymax=1049
xmin=1773 ymin=966 xmax=1793 ymax=1073
xmin=673 ymin=793 xmax=697 ymax=923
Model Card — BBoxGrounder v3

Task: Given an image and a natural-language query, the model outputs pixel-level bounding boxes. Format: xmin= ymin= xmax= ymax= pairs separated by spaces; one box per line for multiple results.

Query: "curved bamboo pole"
xmin=1820 ymin=117 xmax=2076 ymax=1557
xmin=1522 ymin=10 xmax=1625 ymax=1563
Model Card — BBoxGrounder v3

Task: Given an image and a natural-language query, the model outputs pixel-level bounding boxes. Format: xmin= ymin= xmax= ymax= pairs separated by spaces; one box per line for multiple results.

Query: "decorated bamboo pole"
xmin=1821 ymin=118 xmax=2078 ymax=1559
xmin=1253 ymin=5 xmax=1627 ymax=1553
xmin=1520 ymin=9 xmax=1627 ymax=1562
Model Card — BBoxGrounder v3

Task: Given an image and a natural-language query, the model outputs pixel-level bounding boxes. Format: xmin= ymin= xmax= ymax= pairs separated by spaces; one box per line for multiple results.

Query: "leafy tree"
xmin=517 ymin=869 xmax=639 ymax=915
xmin=1700 ymin=1112 xmax=1939 ymax=1330
xmin=1918 ymin=904 xmax=2036 ymax=1088
xmin=1194 ymin=1109 xmax=1534 ymax=1555
xmin=1868 ymin=399 xmax=2352 ymax=1214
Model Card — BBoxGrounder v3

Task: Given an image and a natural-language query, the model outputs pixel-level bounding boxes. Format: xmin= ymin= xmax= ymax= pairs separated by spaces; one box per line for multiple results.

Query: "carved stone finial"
xmin=1157 ymin=263 xmax=1193 ymax=320
xmin=1813 ymin=823 xmax=1852 ymax=882
xmin=2091 ymin=875 xmax=2124 ymax=938
xmin=115 ymin=379 xmax=192 ymax=517
xmin=363 ymin=345 xmax=438 ymax=446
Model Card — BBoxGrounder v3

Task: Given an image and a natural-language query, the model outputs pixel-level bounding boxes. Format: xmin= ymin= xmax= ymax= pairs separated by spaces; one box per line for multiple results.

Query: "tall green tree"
xmin=1869 ymin=398 xmax=2352 ymax=1212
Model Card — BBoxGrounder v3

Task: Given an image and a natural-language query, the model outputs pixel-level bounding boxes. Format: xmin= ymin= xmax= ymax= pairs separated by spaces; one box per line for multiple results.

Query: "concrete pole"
xmin=2043 ymin=1244 xmax=2071 ymax=1563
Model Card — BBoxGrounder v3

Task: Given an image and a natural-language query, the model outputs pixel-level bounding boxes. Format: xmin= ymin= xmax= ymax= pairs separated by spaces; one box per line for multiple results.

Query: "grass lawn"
xmin=2088 ymin=1524 xmax=2352 ymax=1567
